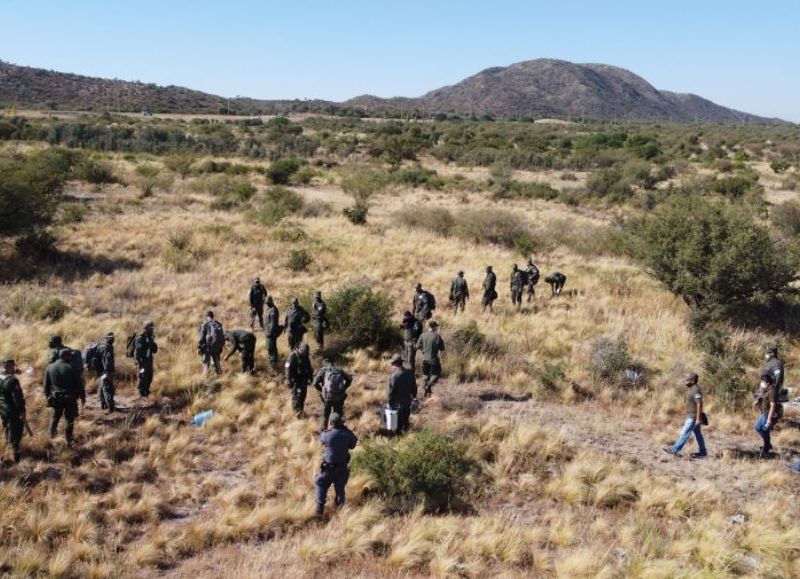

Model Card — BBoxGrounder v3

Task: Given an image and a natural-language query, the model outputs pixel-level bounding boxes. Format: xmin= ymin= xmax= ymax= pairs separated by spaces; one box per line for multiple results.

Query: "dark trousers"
xmin=99 ymin=375 xmax=115 ymax=411
xmin=320 ymin=399 xmax=344 ymax=431
xmin=250 ymin=305 xmax=264 ymax=329
xmin=422 ymin=360 xmax=441 ymax=395
xmin=395 ymin=406 xmax=411 ymax=433
xmin=288 ymin=329 xmax=305 ymax=351
xmin=405 ymin=340 xmax=417 ymax=374
xmin=203 ymin=349 xmax=222 ymax=375
xmin=292 ymin=385 xmax=308 ymax=416
xmin=315 ymin=463 xmax=349 ymax=515
xmin=240 ymin=340 xmax=256 ymax=373
xmin=312 ymin=322 xmax=325 ymax=349
xmin=511 ymin=288 xmax=523 ymax=308
xmin=452 ymin=296 xmax=466 ymax=314
xmin=2 ymin=415 xmax=23 ymax=458
xmin=482 ymin=291 xmax=496 ymax=311
xmin=266 ymin=335 xmax=278 ymax=369
xmin=526 ymin=283 xmax=536 ymax=302
xmin=138 ymin=364 xmax=154 ymax=396
xmin=50 ymin=396 xmax=78 ymax=444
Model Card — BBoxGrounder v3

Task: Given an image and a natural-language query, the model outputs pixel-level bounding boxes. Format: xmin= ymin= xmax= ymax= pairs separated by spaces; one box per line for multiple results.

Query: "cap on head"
xmin=144 ymin=321 xmax=155 ymax=329
xmin=314 ymin=291 xmax=322 ymax=298
xmin=765 ymin=344 xmax=778 ymax=355
xmin=685 ymin=372 xmax=699 ymax=385
xmin=330 ymin=413 xmax=343 ymax=427
xmin=458 ymin=270 xmax=464 ymax=276
xmin=48 ymin=335 xmax=63 ymax=348
xmin=254 ymin=276 xmax=261 ymax=283
xmin=429 ymin=320 xmax=439 ymax=329
xmin=298 ymin=342 xmax=309 ymax=355
xmin=486 ymin=265 xmax=492 ymax=272
xmin=390 ymin=353 xmax=403 ymax=366
xmin=206 ymin=310 xmax=215 ymax=319
xmin=266 ymin=296 xmax=274 ymax=305
xmin=105 ymin=332 xmax=115 ymax=342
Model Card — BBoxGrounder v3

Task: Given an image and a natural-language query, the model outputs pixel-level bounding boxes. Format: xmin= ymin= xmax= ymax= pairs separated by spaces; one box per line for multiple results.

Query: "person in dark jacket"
xmin=224 ymin=329 xmax=257 ymax=374
xmin=249 ymin=277 xmax=268 ymax=330
xmin=449 ymin=271 xmax=469 ymax=314
xmin=482 ymin=266 xmax=497 ymax=313
xmin=311 ymin=291 xmax=329 ymax=350
xmin=48 ymin=335 xmax=85 ymax=393
xmin=401 ymin=310 xmax=422 ymax=374
xmin=754 ymin=372 xmax=779 ymax=459
xmin=99 ymin=332 xmax=116 ymax=413
xmin=264 ymin=296 xmax=281 ymax=370
xmin=416 ymin=320 xmax=445 ymax=397
xmin=525 ymin=258 xmax=540 ymax=302
xmin=387 ymin=354 xmax=417 ymax=434
xmin=314 ymin=413 xmax=358 ymax=518
xmin=510 ymin=264 xmax=527 ymax=311
xmin=44 ymin=349 xmax=86 ymax=446
xmin=284 ymin=298 xmax=310 ymax=351
xmin=286 ymin=342 xmax=313 ymax=417
xmin=134 ymin=321 xmax=158 ymax=397
xmin=313 ymin=360 xmax=353 ymax=432
xmin=412 ymin=283 xmax=436 ymax=321
xmin=545 ymin=272 xmax=567 ymax=296
xmin=0 ymin=359 xmax=26 ymax=462
xmin=198 ymin=310 xmax=224 ymax=376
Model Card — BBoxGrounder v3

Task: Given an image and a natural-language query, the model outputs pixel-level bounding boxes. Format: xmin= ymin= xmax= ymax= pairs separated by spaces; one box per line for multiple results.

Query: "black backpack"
xmin=423 ymin=291 xmax=436 ymax=311
xmin=83 ymin=343 xmax=104 ymax=374
xmin=125 ymin=333 xmax=138 ymax=358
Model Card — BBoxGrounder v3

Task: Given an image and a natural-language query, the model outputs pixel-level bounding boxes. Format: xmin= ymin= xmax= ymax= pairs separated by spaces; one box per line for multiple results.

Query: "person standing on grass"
xmin=286 ymin=342 xmax=313 ymax=417
xmin=401 ymin=311 xmax=422 ymax=375
xmin=412 ymin=283 xmax=436 ymax=322
xmin=313 ymin=359 xmax=352 ymax=432
xmin=449 ymin=271 xmax=470 ymax=314
xmin=510 ymin=264 xmax=526 ymax=311
xmin=387 ymin=353 xmax=417 ymax=434
xmin=44 ymin=349 xmax=85 ymax=447
xmin=311 ymin=291 xmax=329 ymax=350
xmin=198 ymin=310 xmax=225 ymax=376
xmin=284 ymin=297 xmax=310 ymax=351
xmin=314 ymin=412 xmax=358 ymax=519
xmin=416 ymin=320 xmax=445 ymax=397
xmin=482 ymin=265 xmax=498 ymax=313
xmin=248 ymin=276 xmax=268 ymax=330
xmin=754 ymin=372 xmax=779 ymax=459
xmin=134 ymin=321 xmax=158 ymax=397
xmin=224 ymin=329 xmax=257 ymax=374
xmin=664 ymin=372 xmax=707 ymax=459
xmin=265 ymin=296 xmax=281 ymax=371
xmin=525 ymin=257 xmax=540 ymax=302
xmin=0 ymin=359 xmax=26 ymax=463
xmin=98 ymin=332 xmax=116 ymax=413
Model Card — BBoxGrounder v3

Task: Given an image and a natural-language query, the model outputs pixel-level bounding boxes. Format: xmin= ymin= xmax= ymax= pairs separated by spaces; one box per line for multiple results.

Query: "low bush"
xmin=327 ymin=284 xmax=397 ymax=349
xmin=164 ymin=153 xmax=196 ymax=179
xmin=352 ymin=429 xmax=475 ymax=511
xmin=589 ymin=335 xmax=634 ymax=382
xmin=395 ymin=207 xmax=455 ymax=237
xmin=266 ymin=157 xmax=301 ymax=185
xmin=72 ymin=157 xmax=117 ymax=184
xmin=284 ymin=248 xmax=313 ymax=272
xmin=25 ymin=297 xmax=69 ymax=321
xmin=256 ymin=186 xmax=305 ymax=225
xmin=271 ymin=223 xmax=307 ymax=243
xmin=391 ymin=166 xmax=445 ymax=190
xmin=770 ymin=160 xmax=791 ymax=174
xmin=14 ymin=230 xmax=59 ymax=259
xmin=291 ymin=166 xmax=319 ymax=185
xmin=712 ymin=174 xmax=759 ymax=199
xmin=134 ymin=164 xmax=173 ymax=198
xmin=341 ymin=167 xmax=387 ymax=225
xmin=343 ymin=201 xmax=369 ymax=225
xmin=772 ymin=200 xmax=800 ymax=236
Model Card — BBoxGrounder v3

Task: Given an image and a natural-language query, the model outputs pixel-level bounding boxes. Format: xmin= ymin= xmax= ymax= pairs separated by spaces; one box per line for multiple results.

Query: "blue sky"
xmin=2 ymin=0 xmax=798 ymax=121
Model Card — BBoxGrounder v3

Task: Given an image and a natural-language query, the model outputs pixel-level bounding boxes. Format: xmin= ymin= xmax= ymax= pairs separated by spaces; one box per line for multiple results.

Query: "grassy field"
xmin=1 ymin=117 xmax=800 ymax=577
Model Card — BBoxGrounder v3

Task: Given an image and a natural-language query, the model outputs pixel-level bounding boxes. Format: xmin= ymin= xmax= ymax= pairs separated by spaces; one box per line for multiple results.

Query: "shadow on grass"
xmin=0 ymin=249 xmax=142 ymax=283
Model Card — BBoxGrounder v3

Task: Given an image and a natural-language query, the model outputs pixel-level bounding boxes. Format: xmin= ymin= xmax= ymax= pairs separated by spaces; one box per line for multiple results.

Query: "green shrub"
xmin=72 ymin=157 xmax=117 ymax=184
xmin=203 ymin=177 xmax=257 ymax=210
xmin=291 ymin=166 xmax=319 ymax=185
xmin=626 ymin=195 xmax=798 ymax=311
xmin=0 ymin=148 xmax=73 ymax=237
xmin=327 ymin=284 xmax=396 ymax=349
xmin=343 ymin=201 xmax=369 ymax=225
xmin=25 ymin=297 xmax=69 ymax=321
xmin=586 ymin=167 xmax=632 ymax=202
xmin=341 ymin=168 xmax=387 ymax=225
xmin=284 ymin=248 xmax=313 ymax=272
xmin=712 ymin=174 xmax=759 ymax=199
xmin=772 ymin=200 xmax=800 ymax=236
xmin=266 ymin=157 xmax=301 ymax=184
xmin=164 ymin=152 xmax=196 ymax=179
xmin=59 ymin=203 xmax=88 ymax=225
xmin=770 ymin=160 xmax=791 ymax=174
xmin=395 ymin=207 xmax=455 ymax=236
xmin=271 ymin=223 xmax=307 ymax=242
xmin=352 ymin=429 xmax=474 ymax=510
xmin=134 ymin=164 xmax=173 ymax=198
xmin=256 ymin=186 xmax=305 ymax=225
xmin=14 ymin=230 xmax=59 ymax=259
xmin=392 ymin=166 xmax=444 ymax=189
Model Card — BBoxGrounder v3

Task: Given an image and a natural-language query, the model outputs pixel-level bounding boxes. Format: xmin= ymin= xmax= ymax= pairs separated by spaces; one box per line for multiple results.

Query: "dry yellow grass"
xmin=0 ymin=151 xmax=798 ymax=577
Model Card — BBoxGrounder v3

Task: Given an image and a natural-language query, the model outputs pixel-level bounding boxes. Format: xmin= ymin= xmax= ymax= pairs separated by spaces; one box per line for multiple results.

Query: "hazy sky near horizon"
xmin=2 ymin=0 xmax=798 ymax=121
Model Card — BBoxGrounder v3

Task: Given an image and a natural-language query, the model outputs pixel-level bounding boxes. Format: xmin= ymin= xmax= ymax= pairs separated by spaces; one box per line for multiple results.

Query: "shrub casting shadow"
xmin=0 ymin=249 xmax=142 ymax=282
xmin=724 ymin=298 xmax=800 ymax=336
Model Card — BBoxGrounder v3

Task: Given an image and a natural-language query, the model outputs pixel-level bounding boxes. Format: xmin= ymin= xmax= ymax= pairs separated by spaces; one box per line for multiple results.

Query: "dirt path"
xmin=477 ymin=393 xmax=800 ymax=508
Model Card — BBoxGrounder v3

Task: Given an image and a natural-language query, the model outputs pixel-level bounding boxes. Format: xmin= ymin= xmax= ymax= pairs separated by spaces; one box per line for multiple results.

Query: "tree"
xmin=628 ymin=195 xmax=798 ymax=311
xmin=341 ymin=167 xmax=387 ymax=225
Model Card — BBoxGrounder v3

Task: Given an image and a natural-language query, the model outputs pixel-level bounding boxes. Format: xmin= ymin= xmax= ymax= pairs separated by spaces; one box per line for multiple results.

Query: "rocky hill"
xmin=0 ymin=58 xmax=786 ymax=123
xmin=348 ymin=59 xmax=785 ymax=123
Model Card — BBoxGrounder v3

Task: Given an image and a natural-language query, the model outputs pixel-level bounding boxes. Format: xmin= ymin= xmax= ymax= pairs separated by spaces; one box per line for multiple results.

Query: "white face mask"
xmin=760 ymin=381 xmax=769 ymax=390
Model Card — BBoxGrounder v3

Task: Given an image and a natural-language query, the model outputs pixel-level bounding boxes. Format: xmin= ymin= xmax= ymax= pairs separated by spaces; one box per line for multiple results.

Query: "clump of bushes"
xmin=327 ymin=284 xmax=396 ymax=349
xmin=162 ymin=230 xmax=207 ymax=273
xmin=589 ymin=335 xmax=635 ymax=383
xmin=284 ymin=248 xmax=313 ymax=272
xmin=352 ymin=429 xmax=475 ymax=511
xmin=196 ymin=176 xmax=257 ymax=211
xmin=271 ymin=223 xmax=307 ymax=243
xmin=134 ymin=164 xmax=174 ymax=198
xmin=25 ymin=297 xmax=69 ymax=321
xmin=266 ymin=157 xmax=302 ymax=185
xmin=72 ymin=156 xmax=117 ymax=184
xmin=256 ymin=186 xmax=305 ymax=225
xmin=391 ymin=166 xmax=445 ymax=190
xmin=772 ymin=200 xmax=800 ymax=236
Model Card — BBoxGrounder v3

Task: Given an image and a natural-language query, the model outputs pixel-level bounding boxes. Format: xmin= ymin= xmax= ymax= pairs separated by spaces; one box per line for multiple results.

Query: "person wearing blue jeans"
xmin=665 ymin=372 xmax=706 ymax=458
xmin=753 ymin=373 xmax=778 ymax=459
